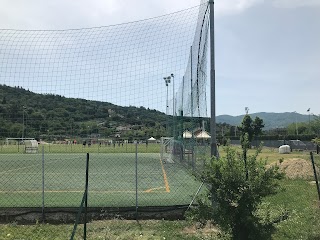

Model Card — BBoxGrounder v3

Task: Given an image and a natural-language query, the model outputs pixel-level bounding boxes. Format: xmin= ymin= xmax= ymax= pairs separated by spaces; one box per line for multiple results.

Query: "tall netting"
xmin=0 ymin=0 xmax=211 ymax=218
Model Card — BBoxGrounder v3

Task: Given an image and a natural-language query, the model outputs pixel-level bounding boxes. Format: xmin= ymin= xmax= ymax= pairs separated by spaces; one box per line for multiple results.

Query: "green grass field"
xmin=0 ymin=142 xmax=160 ymax=154
xmin=0 ymin=151 xmax=202 ymax=208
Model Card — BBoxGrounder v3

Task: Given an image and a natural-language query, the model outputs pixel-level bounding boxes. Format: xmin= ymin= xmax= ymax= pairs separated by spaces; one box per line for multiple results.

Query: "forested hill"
xmin=0 ymin=84 xmax=314 ymax=141
xmin=0 ymin=84 xmax=167 ymax=140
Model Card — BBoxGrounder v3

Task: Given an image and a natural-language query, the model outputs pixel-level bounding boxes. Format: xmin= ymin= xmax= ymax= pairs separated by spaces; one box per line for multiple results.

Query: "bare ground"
xmin=269 ymin=158 xmax=320 ymax=179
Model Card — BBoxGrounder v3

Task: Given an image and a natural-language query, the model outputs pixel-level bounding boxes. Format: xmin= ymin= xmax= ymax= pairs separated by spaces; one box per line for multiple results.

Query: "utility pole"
xmin=209 ymin=0 xmax=217 ymax=158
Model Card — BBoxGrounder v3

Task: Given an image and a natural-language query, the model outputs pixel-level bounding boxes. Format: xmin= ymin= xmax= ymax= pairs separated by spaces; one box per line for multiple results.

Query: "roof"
xmin=195 ymin=130 xmax=211 ymax=139
xmin=183 ymin=131 xmax=192 ymax=139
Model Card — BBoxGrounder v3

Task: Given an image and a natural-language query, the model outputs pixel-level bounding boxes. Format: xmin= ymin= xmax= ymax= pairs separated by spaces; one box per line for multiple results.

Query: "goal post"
xmin=160 ymin=137 xmax=185 ymax=164
xmin=160 ymin=137 xmax=174 ymax=163
xmin=6 ymin=138 xmax=35 ymax=145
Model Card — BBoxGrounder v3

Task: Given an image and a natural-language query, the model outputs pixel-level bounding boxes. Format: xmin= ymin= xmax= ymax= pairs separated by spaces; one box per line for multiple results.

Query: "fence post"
xmin=135 ymin=142 xmax=138 ymax=219
xmin=42 ymin=145 xmax=45 ymax=222
xmin=310 ymin=152 xmax=320 ymax=202
xmin=84 ymin=153 xmax=89 ymax=240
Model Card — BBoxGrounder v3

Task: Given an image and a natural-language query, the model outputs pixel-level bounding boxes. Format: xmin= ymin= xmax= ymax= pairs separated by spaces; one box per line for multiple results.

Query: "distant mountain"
xmin=217 ymin=112 xmax=314 ymax=130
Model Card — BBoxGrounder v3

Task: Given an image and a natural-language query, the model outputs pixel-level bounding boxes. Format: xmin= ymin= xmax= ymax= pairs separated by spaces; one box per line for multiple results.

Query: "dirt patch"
xmin=270 ymin=158 xmax=320 ymax=179
xmin=182 ymin=222 xmax=219 ymax=236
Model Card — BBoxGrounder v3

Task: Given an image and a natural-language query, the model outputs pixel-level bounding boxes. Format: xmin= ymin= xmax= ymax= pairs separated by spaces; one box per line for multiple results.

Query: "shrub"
xmin=189 ymin=139 xmax=284 ymax=239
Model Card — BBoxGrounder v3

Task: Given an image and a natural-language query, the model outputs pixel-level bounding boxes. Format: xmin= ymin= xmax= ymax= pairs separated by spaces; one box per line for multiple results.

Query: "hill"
xmin=0 ymin=84 xmax=314 ymax=141
xmin=217 ymin=112 xmax=313 ymax=130
xmin=0 ymin=84 xmax=167 ymax=141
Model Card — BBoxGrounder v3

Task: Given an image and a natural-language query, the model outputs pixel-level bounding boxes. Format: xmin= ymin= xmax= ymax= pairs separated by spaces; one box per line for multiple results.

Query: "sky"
xmin=0 ymin=0 xmax=319 ymax=116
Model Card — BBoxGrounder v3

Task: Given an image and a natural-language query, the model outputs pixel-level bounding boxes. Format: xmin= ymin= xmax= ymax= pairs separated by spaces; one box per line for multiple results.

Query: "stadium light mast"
xmin=22 ymin=106 xmax=26 ymax=140
xmin=307 ymin=108 xmax=311 ymax=133
xmin=209 ymin=0 xmax=218 ymax=158
xmin=171 ymin=73 xmax=175 ymax=117
xmin=164 ymin=76 xmax=171 ymax=134
xmin=294 ymin=111 xmax=298 ymax=137
xmin=171 ymin=73 xmax=175 ymax=138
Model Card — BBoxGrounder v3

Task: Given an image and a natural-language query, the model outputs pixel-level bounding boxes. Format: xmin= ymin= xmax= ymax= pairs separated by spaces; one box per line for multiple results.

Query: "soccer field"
xmin=0 ymin=152 xmax=202 ymax=208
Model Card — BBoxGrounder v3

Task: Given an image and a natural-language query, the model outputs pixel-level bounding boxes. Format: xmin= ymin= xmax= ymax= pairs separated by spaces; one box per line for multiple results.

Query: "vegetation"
xmin=0 ymin=84 xmax=231 ymax=143
xmin=0 ymin=84 xmax=168 ymax=141
xmin=189 ymin=143 xmax=283 ymax=239
xmin=0 ymin=220 xmax=219 ymax=240
xmin=0 ymin=147 xmax=319 ymax=239
xmin=188 ymin=114 xmax=286 ymax=239
xmin=217 ymin=112 xmax=314 ymax=130
xmin=237 ymin=114 xmax=264 ymax=147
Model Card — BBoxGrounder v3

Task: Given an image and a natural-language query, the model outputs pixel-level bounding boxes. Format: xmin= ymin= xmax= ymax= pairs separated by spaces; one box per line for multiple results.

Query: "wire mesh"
xmin=0 ymin=0 xmax=211 ymax=212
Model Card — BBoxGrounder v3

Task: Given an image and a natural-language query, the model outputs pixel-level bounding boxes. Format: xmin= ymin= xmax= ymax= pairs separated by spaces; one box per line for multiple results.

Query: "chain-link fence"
xmin=0 ymin=143 xmax=207 ymax=219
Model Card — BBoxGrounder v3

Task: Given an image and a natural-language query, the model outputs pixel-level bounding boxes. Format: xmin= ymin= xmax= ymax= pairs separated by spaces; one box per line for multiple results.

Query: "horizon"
xmin=1 ymin=84 xmax=317 ymax=118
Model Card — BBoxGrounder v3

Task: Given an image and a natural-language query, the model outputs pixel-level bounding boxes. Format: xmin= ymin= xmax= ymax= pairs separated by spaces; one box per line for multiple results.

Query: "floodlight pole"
xmin=294 ymin=111 xmax=298 ymax=137
xmin=171 ymin=73 xmax=175 ymax=138
xmin=308 ymin=108 xmax=311 ymax=133
xmin=164 ymin=77 xmax=171 ymax=135
xmin=209 ymin=0 xmax=218 ymax=158
xmin=22 ymin=106 xmax=26 ymax=140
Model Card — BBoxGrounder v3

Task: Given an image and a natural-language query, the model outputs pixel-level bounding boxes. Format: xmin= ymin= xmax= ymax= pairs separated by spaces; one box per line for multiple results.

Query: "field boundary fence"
xmin=0 ymin=141 xmax=210 ymax=223
xmin=0 ymin=0 xmax=214 ymax=223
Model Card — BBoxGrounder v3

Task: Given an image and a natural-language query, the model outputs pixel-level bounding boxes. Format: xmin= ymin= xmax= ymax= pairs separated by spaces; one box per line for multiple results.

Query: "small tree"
xmin=238 ymin=115 xmax=264 ymax=148
xmin=189 ymin=138 xmax=283 ymax=239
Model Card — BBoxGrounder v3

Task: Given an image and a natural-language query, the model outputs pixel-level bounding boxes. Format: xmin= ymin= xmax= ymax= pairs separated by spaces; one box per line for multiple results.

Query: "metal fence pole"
xmin=310 ymin=152 xmax=320 ymax=202
xmin=84 ymin=153 xmax=89 ymax=240
xmin=42 ymin=145 xmax=45 ymax=222
xmin=135 ymin=142 xmax=138 ymax=219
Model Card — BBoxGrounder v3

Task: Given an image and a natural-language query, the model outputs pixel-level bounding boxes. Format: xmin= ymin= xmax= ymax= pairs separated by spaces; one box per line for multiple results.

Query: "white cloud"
xmin=216 ymin=0 xmax=263 ymax=16
xmin=272 ymin=0 xmax=320 ymax=8
xmin=0 ymin=0 xmax=201 ymax=29
xmin=0 ymin=0 xmax=268 ymax=30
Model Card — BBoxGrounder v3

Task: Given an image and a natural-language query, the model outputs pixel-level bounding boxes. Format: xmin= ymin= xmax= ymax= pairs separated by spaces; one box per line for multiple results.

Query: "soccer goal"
xmin=5 ymin=138 xmax=35 ymax=145
xmin=160 ymin=137 xmax=175 ymax=163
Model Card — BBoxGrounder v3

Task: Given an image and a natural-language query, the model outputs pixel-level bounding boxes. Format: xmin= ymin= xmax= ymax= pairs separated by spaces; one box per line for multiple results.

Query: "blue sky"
xmin=0 ymin=0 xmax=319 ymax=116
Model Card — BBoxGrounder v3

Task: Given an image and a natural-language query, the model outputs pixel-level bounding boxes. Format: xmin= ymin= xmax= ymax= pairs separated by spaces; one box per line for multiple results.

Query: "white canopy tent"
xmin=147 ymin=137 xmax=157 ymax=143
xmin=195 ymin=130 xmax=211 ymax=139
xmin=182 ymin=130 xmax=192 ymax=139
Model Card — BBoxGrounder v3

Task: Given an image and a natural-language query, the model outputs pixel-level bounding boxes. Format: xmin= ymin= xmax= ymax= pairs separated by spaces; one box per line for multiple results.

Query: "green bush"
xmin=189 ymin=140 xmax=284 ymax=240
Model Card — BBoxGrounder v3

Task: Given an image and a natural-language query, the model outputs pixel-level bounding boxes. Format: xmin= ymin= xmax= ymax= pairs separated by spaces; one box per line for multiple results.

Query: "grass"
xmin=0 ymin=219 xmax=219 ymax=240
xmin=0 ymin=145 xmax=320 ymax=239
xmin=263 ymin=179 xmax=320 ymax=239
xmin=1 ymin=178 xmax=319 ymax=240
xmin=0 ymin=143 xmax=160 ymax=154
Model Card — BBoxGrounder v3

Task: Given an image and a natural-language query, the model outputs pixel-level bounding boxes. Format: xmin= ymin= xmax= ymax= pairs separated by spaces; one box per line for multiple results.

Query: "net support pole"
xmin=41 ymin=145 xmax=45 ymax=223
xmin=209 ymin=0 xmax=218 ymax=158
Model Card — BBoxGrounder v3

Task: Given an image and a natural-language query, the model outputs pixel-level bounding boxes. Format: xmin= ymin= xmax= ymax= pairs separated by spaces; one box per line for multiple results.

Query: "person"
xmin=83 ymin=141 xmax=86 ymax=147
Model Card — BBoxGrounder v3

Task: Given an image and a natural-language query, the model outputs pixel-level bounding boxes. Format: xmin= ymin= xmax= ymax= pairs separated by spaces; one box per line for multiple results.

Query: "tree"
xmin=238 ymin=115 xmax=264 ymax=148
xmin=253 ymin=116 xmax=264 ymax=136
